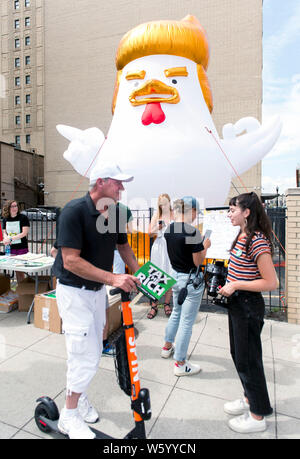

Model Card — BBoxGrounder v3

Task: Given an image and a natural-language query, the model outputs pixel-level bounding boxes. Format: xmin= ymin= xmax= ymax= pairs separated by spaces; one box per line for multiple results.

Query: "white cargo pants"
xmin=56 ymin=281 xmax=106 ymax=395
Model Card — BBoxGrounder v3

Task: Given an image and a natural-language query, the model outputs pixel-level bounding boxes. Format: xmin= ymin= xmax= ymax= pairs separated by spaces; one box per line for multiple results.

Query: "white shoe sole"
xmin=57 ymin=421 xmax=69 ymax=436
xmin=161 ymin=347 xmax=174 ymax=359
xmin=228 ymin=417 xmax=267 ymax=434
xmin=57 ymin=420 xmax=96 ymax=439
xmin=174 ymin=368 xmax=202 ymax=377
xmin=83 ymin=414 xmax=99 ymax=424
xmin=224 ymin=406 xmax=249 ymax=416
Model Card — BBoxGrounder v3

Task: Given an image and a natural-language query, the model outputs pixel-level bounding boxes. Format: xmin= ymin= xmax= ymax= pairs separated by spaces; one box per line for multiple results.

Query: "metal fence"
xmin=3 ymin=206 xmax=286 ymax=314
xmin=130 ymin=207 xmax=287 ymax=314
xmin=26 ymin=218 xmax=58 ymax=256
xmin=264 ymin=207 xmax=287 ymax=313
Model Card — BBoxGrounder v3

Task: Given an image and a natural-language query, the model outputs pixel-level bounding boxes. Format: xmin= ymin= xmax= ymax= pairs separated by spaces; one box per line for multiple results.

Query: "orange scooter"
xmin=110 ymin=288 xmax=151 ymax=438
xmin=34 ymin=288 xmax=151 ymax=439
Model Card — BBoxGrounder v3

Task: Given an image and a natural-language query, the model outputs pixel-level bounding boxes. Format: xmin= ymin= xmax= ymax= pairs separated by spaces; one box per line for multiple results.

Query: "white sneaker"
xmin=174 ymin=360 xmax=201 ymax=377
xmin=58 ymin=408 xmax=96 ymax=439
xmin=161 ymin=345 xmax=175 ymax=359
xmin=228 ymin=412 xmax=267 ymax=434
xmin=224 ymin=397 xmax=250 ymax=415
xmin=78 ymin=394 xmax=99 ymax=423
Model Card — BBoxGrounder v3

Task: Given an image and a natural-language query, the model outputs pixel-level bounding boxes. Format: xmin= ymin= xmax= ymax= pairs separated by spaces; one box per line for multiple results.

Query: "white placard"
xmin=42 ymin=307 xmax=49 ymax=322
xmin=202 ymin=209 xmax=239 ymax=260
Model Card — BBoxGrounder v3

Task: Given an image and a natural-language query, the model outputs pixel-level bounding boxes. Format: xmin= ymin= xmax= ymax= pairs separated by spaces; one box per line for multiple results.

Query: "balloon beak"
xmin=129 ymin=79 xmax=180 ymax=106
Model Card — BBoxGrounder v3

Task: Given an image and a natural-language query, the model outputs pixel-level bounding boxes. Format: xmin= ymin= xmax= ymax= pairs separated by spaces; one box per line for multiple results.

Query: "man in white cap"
xmin=52 ymin=162 xmax=140 ymax=439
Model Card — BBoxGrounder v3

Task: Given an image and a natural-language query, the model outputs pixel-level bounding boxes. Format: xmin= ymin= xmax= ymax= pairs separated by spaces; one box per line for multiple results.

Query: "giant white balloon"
xmin=57 ymin=15 xmax=282 ymax=208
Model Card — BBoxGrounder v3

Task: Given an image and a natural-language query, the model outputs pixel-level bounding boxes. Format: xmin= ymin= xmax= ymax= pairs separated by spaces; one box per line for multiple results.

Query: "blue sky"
xmin=262 ymin=0 xmax=300 ymax=193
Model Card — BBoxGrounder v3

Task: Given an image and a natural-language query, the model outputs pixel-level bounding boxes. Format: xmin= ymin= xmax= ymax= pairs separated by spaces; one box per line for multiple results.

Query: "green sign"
xmin=134 ymin=261 xmax=176 ymax=301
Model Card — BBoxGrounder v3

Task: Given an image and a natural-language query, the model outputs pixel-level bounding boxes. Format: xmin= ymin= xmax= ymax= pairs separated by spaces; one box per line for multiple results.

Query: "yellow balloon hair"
xmin=112 ymin=15 xmax=213 ymax=113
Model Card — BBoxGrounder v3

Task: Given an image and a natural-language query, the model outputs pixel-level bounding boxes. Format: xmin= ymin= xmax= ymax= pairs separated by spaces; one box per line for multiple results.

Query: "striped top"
xmin=227 ymin=232 xmax=272 ymax=283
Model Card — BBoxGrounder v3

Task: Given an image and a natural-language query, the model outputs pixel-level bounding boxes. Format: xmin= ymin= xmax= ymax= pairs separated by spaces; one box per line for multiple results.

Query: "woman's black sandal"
xmin=147 ymin=302 xmax=158 ymax=319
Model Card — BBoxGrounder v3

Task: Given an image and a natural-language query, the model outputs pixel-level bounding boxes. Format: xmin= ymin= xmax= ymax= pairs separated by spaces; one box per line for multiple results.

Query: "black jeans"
xmin=227 ymin=291 xmax=273 ymax=417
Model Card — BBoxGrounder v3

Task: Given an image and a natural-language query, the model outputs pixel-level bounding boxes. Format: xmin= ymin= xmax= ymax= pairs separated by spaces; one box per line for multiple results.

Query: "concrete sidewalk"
xmin=0 ymin=301 xmax=300 ymax=440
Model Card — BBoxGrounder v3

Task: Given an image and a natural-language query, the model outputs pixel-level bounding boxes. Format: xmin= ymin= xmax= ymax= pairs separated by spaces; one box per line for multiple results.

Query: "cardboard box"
xmin=52 ymin=276 xmax=57 ymax=289
xmin=34 ymin=287 xmax=122 ymax=336
xmin=0 ymin=291 xmax=18 ymax=313
xmin=16 ymin=276 xmax=51 ymax=312
xmin=0 ymin=275 xmax=11 ymax=295
xmin=34 ymin=290 xmax=62 ymax=334
xmin=106 ymin=289 xmax=122 ymax=337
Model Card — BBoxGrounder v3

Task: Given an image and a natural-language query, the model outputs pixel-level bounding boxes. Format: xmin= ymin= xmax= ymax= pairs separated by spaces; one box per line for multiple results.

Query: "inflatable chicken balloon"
xmin=57 ymin=15 xmax=282 ymax=208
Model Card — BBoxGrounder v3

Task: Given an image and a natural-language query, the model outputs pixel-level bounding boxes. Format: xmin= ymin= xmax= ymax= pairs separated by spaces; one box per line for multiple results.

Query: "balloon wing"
xmin=221 ymin=116 xmax=282 ymax=176
xmin=56 ymin=124 xmax=105 ymax=178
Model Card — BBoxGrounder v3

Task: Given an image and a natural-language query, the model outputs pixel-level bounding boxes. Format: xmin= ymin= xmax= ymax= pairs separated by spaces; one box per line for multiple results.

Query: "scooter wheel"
xmin=34 ymin=402 xmax=54 ymax=433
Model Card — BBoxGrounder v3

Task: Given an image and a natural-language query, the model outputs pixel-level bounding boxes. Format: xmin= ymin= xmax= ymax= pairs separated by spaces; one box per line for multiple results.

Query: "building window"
xmin=15 ymin=77 xmax=20 ymax=86
xmin=25 ymin=0 xmax=30 ymax=7
xmin=15 ymin=115 xmax=21 ymax=126
xmin=14 ymin=19 xmax=20 ymax=29
xmin=25 ymin=75 xmax=31 ymax=84
xmin=25 ymin=17 xmax=30 ymax=27
xmin=25 ymin=55 xmax=31 ymax=65
xmin=14 ymin=1 xmax=20 ymax=9
xmin=15 ymin=38 xmax=20 ymax=49
xmin=15 ymin=57 xmax=20 ymax=68
xmin=26 ymin=134 xmax=31 ymax=144
xmin=26 ymin=94 xmax=31 ymax=104
xmin=15 ymin=95 xmax=21 ymax=105
xmin=26 ymin=114 xmax=31 ymax=124
xmin=25 ymin=36 xmax=30 ymax=46
xmin=15 ymin=135 xmax=21 ymax=145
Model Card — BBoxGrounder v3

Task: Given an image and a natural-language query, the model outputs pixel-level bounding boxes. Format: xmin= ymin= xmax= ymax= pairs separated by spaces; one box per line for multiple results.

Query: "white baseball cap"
xmin=89 ymin=162 xmax=134 ymax=184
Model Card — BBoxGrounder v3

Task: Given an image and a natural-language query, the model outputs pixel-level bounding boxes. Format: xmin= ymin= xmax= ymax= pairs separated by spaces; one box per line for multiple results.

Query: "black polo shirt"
xmin=52 ymin=193 xmax=128 ymax=290
xmin=164 ymin=222 xmax=204 ymax=274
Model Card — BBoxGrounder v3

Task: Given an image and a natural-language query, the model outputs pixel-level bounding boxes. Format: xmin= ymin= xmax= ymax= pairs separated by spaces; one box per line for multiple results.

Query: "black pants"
xmin=228 ymin=291 xmax=273 ymax=417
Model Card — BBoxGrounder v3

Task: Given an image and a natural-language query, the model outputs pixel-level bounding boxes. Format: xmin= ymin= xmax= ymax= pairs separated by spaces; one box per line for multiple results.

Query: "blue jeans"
xmin=165 ymin=270 xmax=205 ymax=362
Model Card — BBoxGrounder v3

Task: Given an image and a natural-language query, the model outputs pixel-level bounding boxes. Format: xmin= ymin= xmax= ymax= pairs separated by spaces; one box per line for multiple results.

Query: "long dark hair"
xmin=2 ymin=200 xmax=19 ymax=219
xmin=229 ymin=192 xmax=273 ymax=255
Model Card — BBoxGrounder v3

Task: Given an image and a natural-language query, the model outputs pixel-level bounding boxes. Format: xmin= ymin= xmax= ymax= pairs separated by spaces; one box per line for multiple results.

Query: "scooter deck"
xmin=39 ymin=416 xmax=114 ymax=439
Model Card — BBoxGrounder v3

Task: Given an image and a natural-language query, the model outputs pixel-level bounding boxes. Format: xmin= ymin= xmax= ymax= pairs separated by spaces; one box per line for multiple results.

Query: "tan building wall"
xmin=43 ymin=0 xmax=263 ymax=207
xmin=0 ymin=142 xmax=14 ymax=202
xmin=0 ymin=0 xmax=44 ymax=155
xmin=285 ymin=188 xmax=300 ymax=324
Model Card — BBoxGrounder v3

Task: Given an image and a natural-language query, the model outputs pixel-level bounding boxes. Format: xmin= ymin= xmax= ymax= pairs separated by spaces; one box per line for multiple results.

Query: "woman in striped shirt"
xmin=219 ymin=192 xmax=278 ymax=434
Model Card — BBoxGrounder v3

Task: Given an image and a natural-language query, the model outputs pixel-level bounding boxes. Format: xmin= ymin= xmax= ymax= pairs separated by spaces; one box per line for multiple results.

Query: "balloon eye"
xmin=172 ymin=79 xmax=177 ymax=84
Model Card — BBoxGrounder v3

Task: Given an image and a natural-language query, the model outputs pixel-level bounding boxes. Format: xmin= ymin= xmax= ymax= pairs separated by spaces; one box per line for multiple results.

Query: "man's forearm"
xmin=117 ymin=242 xmax=139 ymax=273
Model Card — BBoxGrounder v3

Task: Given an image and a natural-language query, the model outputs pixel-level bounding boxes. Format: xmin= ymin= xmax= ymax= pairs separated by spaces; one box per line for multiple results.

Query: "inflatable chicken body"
xmin=57 ymin=15 xmax=282 ymax=208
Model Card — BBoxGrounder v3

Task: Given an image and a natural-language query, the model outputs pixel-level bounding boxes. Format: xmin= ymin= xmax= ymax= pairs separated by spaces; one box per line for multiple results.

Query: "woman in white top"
xmin=147 ymin=194 xmax=173 ymax=319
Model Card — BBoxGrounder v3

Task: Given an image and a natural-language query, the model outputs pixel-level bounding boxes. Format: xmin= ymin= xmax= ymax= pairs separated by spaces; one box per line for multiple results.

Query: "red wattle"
xmin=141 ymin=102 xmax=166 ymax=125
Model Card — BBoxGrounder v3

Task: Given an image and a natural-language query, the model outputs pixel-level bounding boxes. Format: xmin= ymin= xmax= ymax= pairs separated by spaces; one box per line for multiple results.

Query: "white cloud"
xmin=263 ymin=75 xmax=300 ymax=161
xmin=262 ymin=174 xmax=295 ymax=194
xmin=263 ymin=1 xmax=300 ymax=79
xmin=260 ymin=2 xmax=300 ymax=193
xmin=262 ymin=74 xmax=300 ymax=192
